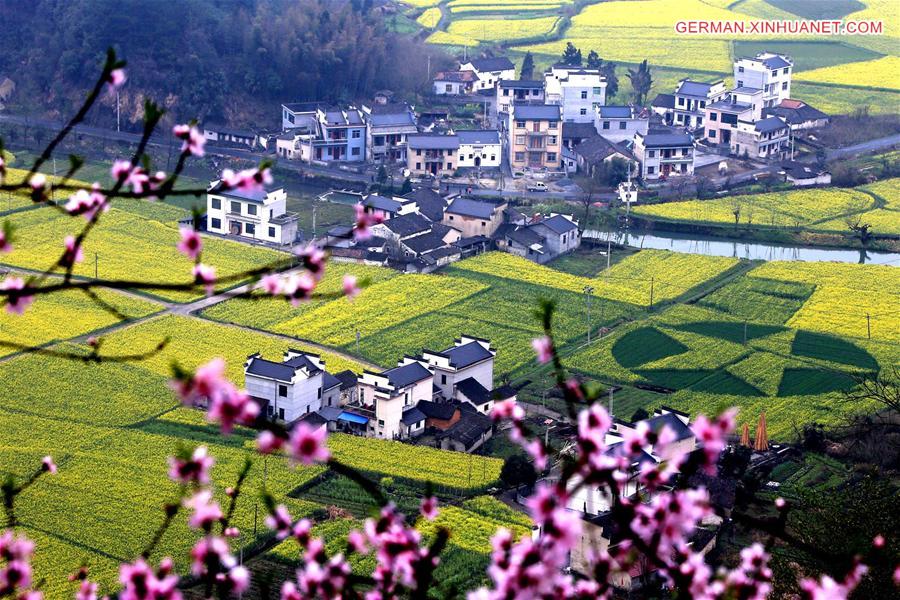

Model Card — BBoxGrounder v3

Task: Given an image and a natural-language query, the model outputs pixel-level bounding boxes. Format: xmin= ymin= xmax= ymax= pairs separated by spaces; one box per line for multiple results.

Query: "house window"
xmin=378 ymin=419 xmax=385 ymax=427
xmin=416 ymin=162 xmax=421 ymax=170
xmin=268 ymin=226 xmax=276 ymax=238
xmin=445 ymin=84 xmax=452 ymax=92
xmin=619 ymin=121 xmax=626 ymax=130
xmin=278 ymin=384 xmax=287 ymax=397
xmin=503 ymin=89 xmax=509 ymax=96
xmin=737 ymin=80 xmax=743 ymax=87
xmin=210 ymin=217 xmax=221 ymax=229
xmin=549 ymin=136 xmax=557 ymax=144
xmin=548 ymin=122 xmax=557 ymax=129
xmin=441 ymin=374 xmax=447 ymax=384
xmin=246 ymin=223 xmax=255 ymax=235
xmin=516 ymin=120 xmax=526 ymax=128
xmin=547 ymin=152 xmax=556 ymax=161
xmin=771 ymin=70 xmax=777 ymax=77
xmin=580 ymin=90 xmax=587 ymax=99
xmin=211 ymin=198 xmax=221 ymax=210
xmin=738 ymin=66 xmax=744 ymax=73
xmin=279 ymin=408 xmax=285 ymax=419
xmin=579 ymin=108 xmax=587 ymax=116
xmin=352 ymin=147 xmax=360 ymax=156
xmin=648 ymin=150 xmax=656 ymax=158
xmin=592 ymin=87 xmax=602 ymax=95
xmin=602 ymin=121 xmax=610 ymax=130
xmin=699 ymin=101 xmax=705 ymax=108
xmin=416 ymin=149 xmax=422 ymax=156
xmin=515 ymin=152 xmax=524 ymax=161
xmin=481 ymin=221 xmax=486 ymax=228
xmin=318 ymin=387 xmax=322 ymax=399
xmin=230 ymin=201 xmax=241 ymax=214
xmin=247 ymin=204 xmax=257 ymax=215
xmin=783 ymin=67 xmax=789 ymax=75
xmin=782 ymin=81 xmax=788 ymax=90
xmin=352 ymin=129 xmax=361 ymax=138
xmin=677 ymin=97 xmax=684 ymax=106
xmin=446 ymin=162 xmax=452 ymax=169
xmin=709 ymin=129 xmax=716 ymax=138
xmin=516 ymin=135 xmax=525 ymax=144
xmin=306 ymin=405 xmax=311 ymax=413
xmin=647 ymin=166 xmax=655 ymax=174
xmin=710 ymin=112 xmax=717 ymax=121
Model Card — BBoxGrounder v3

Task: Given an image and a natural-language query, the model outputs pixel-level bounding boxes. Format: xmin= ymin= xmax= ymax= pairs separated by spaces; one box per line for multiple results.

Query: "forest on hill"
xmin=0 ymin=0 xmax=450 ymax=128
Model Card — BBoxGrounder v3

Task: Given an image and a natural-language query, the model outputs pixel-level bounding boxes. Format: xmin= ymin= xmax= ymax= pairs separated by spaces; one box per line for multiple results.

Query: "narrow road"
xmin=825 ymin=133 xmax=900 ymax=160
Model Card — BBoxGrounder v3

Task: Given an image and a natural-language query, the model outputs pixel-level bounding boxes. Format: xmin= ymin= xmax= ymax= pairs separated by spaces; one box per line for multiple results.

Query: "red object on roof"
xmin=779 ymin=99 xmax=805 ymax=109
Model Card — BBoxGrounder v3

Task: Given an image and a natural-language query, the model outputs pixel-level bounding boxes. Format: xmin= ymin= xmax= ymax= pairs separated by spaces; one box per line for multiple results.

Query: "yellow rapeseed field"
xmin=416 ymin=7 xmax=441 ymax=29
xmin=447 ymin=16 xmax=561 ymax=42
xmin=794 ymin=56 xmax=900 ymax=91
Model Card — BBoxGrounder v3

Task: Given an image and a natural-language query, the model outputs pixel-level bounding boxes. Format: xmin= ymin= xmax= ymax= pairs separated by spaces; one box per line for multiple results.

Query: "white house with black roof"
xmin=672 ymin=79 xmax=726 ymax=129
xmin=763 ymin=99 xmax=828 ymax=131
xmin=595 ymin=106 xmax=649 ymax=143
xmin=460 ymin=57 xmax=516 ymax=91
xmin=244 ymin=350 xmax=342 ymax=423
xmin=456 ymin=130 xmax=502 ymax=168
xmin=733 ymin=115 xmax=790 ymax=160
xmin=496 ymin=80 xmax=545 ymax=119
xmin=206 ymin=182 xmax=298 ymax=245
xmin=421 ymin=336 xmax=495 ymax=407
xmin=633 ymin=131 xmax=695 ymax=180
xmin=358 ymin=359 xmax=434 ymax=440
xmin=734 ymin=52 xmax=793 ymax=108
xmin=362 ymin=194 xmax=418 ymax=221
xmin=362 ymin=103 xmax=419 ymax=162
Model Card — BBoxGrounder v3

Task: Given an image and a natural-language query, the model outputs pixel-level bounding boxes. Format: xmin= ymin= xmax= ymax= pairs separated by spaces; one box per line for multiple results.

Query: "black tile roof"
xmin=754 ymin=116 xmax=788 ymax=133
xmin=333 ymin=370 xmax=358 ymax=390
xmin=402 ymin=230 xmax=449 ymax=255
xmin=401 ymin=407 xmax=427 ymax=425
xmin=457 ymin=130 xmax=501 ymax=145
xmin=499 ymin=79 xmax=544 ymax=89
xmin=446 ymin=198 xmax=497 ymax=219
xmin=644 ymin=412 xmax=694 ymax=442
xmin=408 ymin=134 xmax=459 ymax=150
xmin=417 ymin=400 xmax=457 ymax=420
xmin=403 ymin=188 xmax=447 ymax=222
xmin=456 ymin=377 xmax=491 ymax=405
xmin=535 ymin=214 xmax=578 ymax=235
xmin=651 ymin=93 xmax=676 ymax=109
xmin=764 ymin=102 xmax=829 ymax=124
xmin=468 ymin=57 xmax=515 ymax=72
xmin=454 ymin=235 xmax=490 ymax=248
xmin=383 ymin=361 xmax=432 ymax=389
xmin=758 ymin=54 xmax=791 ymax=69
xmin=513 ymin=104 xmax=561 ymax=121
xmin=298 ymin=411 xmax=327 ymax=428
xmin=323 ymin=371 xmax=342 ymax=390
xmin=443 ymin=410 xmax=493 ymax=448
xmin=364 ymin=194 xmax=403 ymax=213
xmin=210 ymin=182 xmax=280 ymax=204
xmin=245 ymin=357 xmax=297 ymax=381
xmin=598 ymin=106 xmax=632 ymax=119
xmin=639 ymin=132 xmax=694 ymax=148
xmin=562 ymin=122 xmax=597 ymax=140
xmin=384 ymin=212 xmax=432 ymax=237
xmin=675 ymin=80 xmax=717 ymax=98
xmin=441 ymin=340 xmax=493 ymax=368
xmin=505 ymin=225 xmax=544 ymax=248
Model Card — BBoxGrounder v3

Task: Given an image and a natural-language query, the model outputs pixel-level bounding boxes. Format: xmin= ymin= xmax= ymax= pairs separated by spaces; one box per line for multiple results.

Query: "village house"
xmin=202 ymin=124 xmax=258 ymax=149
xmin=432 ymin=70 xmax=478 ymax=95
xmin=733 ymin=116 xmax=790 ymax=160
xmin=507 ymin=104 xmax=563 ymax=170
xmin=594 ymin=105 xmax=649 ymax=143
xmin=779 ymin=160 xmax=831 ymax=186
xmin=496 ymin=80 xmax=545 ymax=117
xmin=734 ymin=52 xmax=793 ymax=108
xmin=278 ymin=103 xmax=367 ymax=162
xmin=496 ymin=213 xmax=581 ymax=264
xmin=206 ymin=182 xmax=298 ymax=245
xmin=544 ymin=65 xmax=606 ymax=123
xmin=362 ymin=193 xmax=419 ymax=221
xmin=704 ymin=86 xmax=763 ymax=147
xmin=633 ymin=131 xmax=695 ymax=180
xmin=672 ymin=79 xmax=726 ymax=129
xmin=442 ymin=197 xmax=507 ymax=237
xmin=362 ymin=103 xmax=419 ymax=163
xmin=650 ymin=93 xmax=676 ymax=125
xmin=407 ymin=133 xmax=459 ymax=177
xmin=358 ymin=359 xmax=434 ymax=440
xmin=459 ymin=56 xmax=516 ymax=92
xmin=401 ymin=187 xmax=448 ymax=223
xmin=244 ymin=350 xmax=343 ymax=423
xmin=561 ymin=122 xmax=598 ymax=150
xmin=456 ymin=130 xmax=502 ymax=169
xmin=763 ymin=99 xmax=829 ymax=130
xmin=421 ymin=336 xmax=496 ymax=411
xmin=572 ymin=135 xmax=637 ymax=177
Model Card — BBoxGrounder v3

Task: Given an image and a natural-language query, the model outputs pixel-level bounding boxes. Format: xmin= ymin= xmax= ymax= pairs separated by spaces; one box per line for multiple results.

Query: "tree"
xmin=599 ymin=61 xmax=618 ymax=100
xmin=561 ymin=42 xmax=582 ymax=66
xmin=399 ymin=177 xmax=412 ymax=195
xmin=520 ymin=51 xmax=535 ymax=79
xmin=376 ymin=163 xmax=387 ymax=185
xmin=730 ymin=199 xmax=742 ymax=229
xmin=500 ymin=453 xmax=537 ymax=488
xmin=626 ymin=59 xmax=652 ymax=105
xmin=845 ymin=213 xmax=873 ymax=245
xmin=586 ymin=50 xmax=601 ymax=69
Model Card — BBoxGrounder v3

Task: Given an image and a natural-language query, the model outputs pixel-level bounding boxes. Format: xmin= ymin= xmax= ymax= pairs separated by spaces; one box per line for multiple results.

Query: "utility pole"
xmin=649 ymin=277 xmax=654 ymax=309
xmin=94 ymin=253 xmax=98 ymax=278
xmin=426 ymin=54 xmax=431 ymax=81
xmin=312 ymin=202 xmax=317 ymax=239
xmin=116 ymin=90 xmax=121 ymax=133
xmin=608 ymin=387 xmax=613 ymax=418
xmin=866 ymin=313 xmax=871 ymax=339
xmin=356 ymin=329 xmax=360 ymax=355
xmin=606 ymin=240 xmax=611 ymax=271
xmin=584 ymin=285 xmax=594 ymax=343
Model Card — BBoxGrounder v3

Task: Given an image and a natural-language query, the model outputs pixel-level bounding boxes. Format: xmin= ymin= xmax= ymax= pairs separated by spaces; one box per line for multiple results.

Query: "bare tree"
xmin=845 ymin=366 xmax=900 ymax=414
xmin=730 ymin=199 xmax=742 ymax=229
xmin=845 ymin=213 xmax=874 ymax=245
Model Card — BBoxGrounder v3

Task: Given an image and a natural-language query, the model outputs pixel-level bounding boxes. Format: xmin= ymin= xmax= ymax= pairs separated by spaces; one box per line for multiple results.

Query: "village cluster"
xmin=203 ymin=50 xmax=830 ymax=184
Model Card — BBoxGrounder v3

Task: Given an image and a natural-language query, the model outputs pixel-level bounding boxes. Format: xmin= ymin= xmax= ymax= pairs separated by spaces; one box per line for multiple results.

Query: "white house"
xmin=460 ymin=57 xmax=516 ymax=92
xmin=633 ymin=132 xmax=695 ymax=180
xmin=206 ymin=182 xmax=298 ymax=245
xmin=594 ymin=105 xmax=648 ymax=143
xmin=244 ymin=350 xmax=342 ymax=423
xmin=421 ymin=336 xmax=496 ymax=414
xmin=672 ymin=79 xmax=726 ymax=129
xmin=358 ymin=359 xmax=434 ymax=440
xmin=496 ymin=80 xmax=545 ymax=117
xmin=202 ymin=124 xmax=258 ymax=149
xmin=733 ymin=116 xmax=790 ymax=160
xmin=734 ymin=52 xmax=793 ymax=108
xmin=456 ymin=130 xmax=502 ymax=168
xmin=544 ymin=65 xmax=606 ymax=123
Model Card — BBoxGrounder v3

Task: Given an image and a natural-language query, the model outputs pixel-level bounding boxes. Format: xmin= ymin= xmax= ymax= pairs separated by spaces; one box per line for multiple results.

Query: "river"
xmin=583 ymin=229 xmax=900 ymax=265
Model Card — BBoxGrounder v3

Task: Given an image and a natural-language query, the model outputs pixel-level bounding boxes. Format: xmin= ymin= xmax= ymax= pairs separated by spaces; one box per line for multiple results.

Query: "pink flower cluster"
xmin=119 ymin=558 xmax=180 ymax=600
xmin=177 ymin=228 xmax=202 ymax=261
xmin=172 ymin=124 xmax=205 ymax=157
xmin=353 ymin=203 xmax=384 ymax=241
xmin=64 ymin=186 xmax=108 ymax=220
xmin=1 ymin=276 xmax=34 ymax=315
xmin=0 ymin=531 xmax=37 ymax=598
xmin=169 ymin=358 xmax=258 ymax=434
xmin=111 ymin=161 xmax=167 ymax=197
xmin=221 ymin=168 xmax=272 ymax=194
xmin=168 ymin=445 xmax=214 ymax=485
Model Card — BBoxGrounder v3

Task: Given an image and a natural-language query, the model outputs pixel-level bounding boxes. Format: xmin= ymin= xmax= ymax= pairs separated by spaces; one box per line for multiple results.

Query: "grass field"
xmin=0 ymin=205 xmax=287 ymax=302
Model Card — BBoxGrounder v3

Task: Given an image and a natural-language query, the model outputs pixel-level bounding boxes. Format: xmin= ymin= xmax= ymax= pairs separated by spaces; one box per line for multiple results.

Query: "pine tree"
xmin=627 ymin=59 xmax=653 ymax=105
xmin=561 ymin=42 xmax=582 ymax=66
xmin=586 ymin=50 xmax=601 ymax=69
xmin=520 ymin=52 xmax=535 ymax=79
xmin=601 ymin=62 xmax=618 ymax=101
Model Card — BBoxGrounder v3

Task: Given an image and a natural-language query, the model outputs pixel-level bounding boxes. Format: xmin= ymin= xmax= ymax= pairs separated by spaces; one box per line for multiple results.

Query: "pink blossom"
xmin=119 ymin=558 xmax=180 ymax=600
xmin=208 ymin=389 xmax=259 ymax=434
xmin=218 ymin=565 xmax=249 ymax=595
xmin=799 ymin=563 xmax=868 ymax=600
xmin=256 ymin=430 xmax=284 ymax=454
xmin=1 ymin=277 xmax=34 ymax=315
xmin=296 ymin=244 xmax=326 ymax=280
xmin=172 ymin=124 xmax=206 ymax=157
xmin=0 ymin=531 xmax=35 ymax=561
xmin=62 ymin=235 xmax=84 ymax=267
xmin=192 ymin=263 xmax=216 ymax=295
xmin=342 ymin=274 xmax=360 ymax=299
xmin=353 ymin=203 xmax=384 ymax=241
xmin=176 ymin=228 xmax=202 ymax=260
xmin=190 ymin=536 xmax=234 ymax=580
xmin=224 ymin=527 xmax=240 ymax=538
xmin=41 ymin=456 xmax=57 ymax=474
xmin=291 ymin=519 xmax=312 ymax=547
xmin=221 ymin=168 xmax=272 ymax=193
xmin=76 ymin=580 xmax=97 ymax=600
xmin=170 ymin=358 xmax=227 ymax=406
xmin=0 ymin=155 xmax=5 ymax=184
xmin=0 ymin=230 xmax=10 ymax=254
xmin=420 ymin=496 xmax=439 ymax=521
xmin=873 ymin=534 xmax=885 ymax=548
xmin=531 ymin=336 xmax=552 ymax=364
xmin=184 ymin=490 xmax=223 ymax=530
xmin=283 ymin=272 xmax=316 ymax=306
xmin=775 ymin=497 xmax=786 ymax=509
xmin=111 ymin=160 xmax=132 ymax=182
xmin=894 ymin=565 xmax=900 ymax=585
xmin=64 ymin=186 xmax=108 ymax=220
xmin=167 ymin=446 xmax=214 ymax=485
xmin=265 ymin=505 xmax=294 ymax=540
xmin=29 ymin=174 xmax=46 ymax=191
xmin=107 ymin=68 xmax=126 ymax=91
xmin=258 ymin=274 xmax=283 ymax=295
xmin=287 ymin=423 xmax=330 ymax=465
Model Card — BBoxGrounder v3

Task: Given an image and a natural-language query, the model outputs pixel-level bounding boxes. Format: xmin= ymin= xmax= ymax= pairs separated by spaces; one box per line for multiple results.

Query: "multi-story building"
xmin=734 ymin=52 xmax=793 ymax=108
xmin=432 ymin=70 xmax=479 ymax=95
xmin=498 ymin=213 xmax=581 ymax=265
xmin=421 ymin=336 xmax=496 ymax=414
xmin=363 ymin=104 xmax=418 ymax=163
xmin=244 ymin=350 xmax=342 ymax=423
xmin=544 ymin=65 xmax=606 ymax=123
xmin=733 ymin=116 xmax=790 ymax=160
xmin=633 ymin=131 xmax=695 ymax=180
xmin=206 ymin=182 xmax=298 ymax=245
xmin=358 ymin=359 xmax=434 ymax=439
xmin=457 ymin=130 xmax=502 ymax=168
xmin=278 ymin=104 xmax=367 ymax=162
xmin=407 ymin=134 xmax=459 ymax=177
xmin=459 ymin=57 xmax=516 ymax=92
xmin=442 ymin=198 xmax=507 ymax=237
xmin=672 ymin=79 xmax=726 ymax=129
xmin=704 ymin=86 xmax=763 ymax=147
xmin=594 ymin=105 xmax=649 ymax=143
xmin=495 ymin=80 xmax=545 ymax=117
xmin=507 ymin=104 xmax=562 ymax=170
